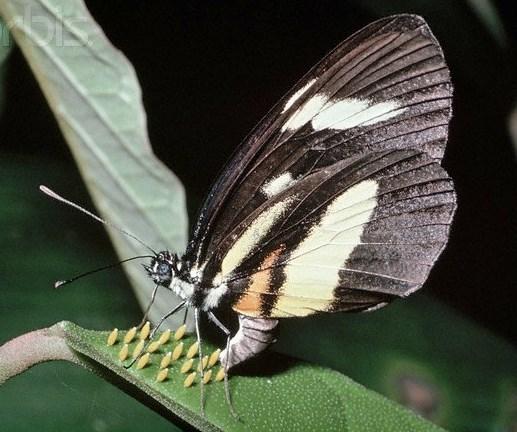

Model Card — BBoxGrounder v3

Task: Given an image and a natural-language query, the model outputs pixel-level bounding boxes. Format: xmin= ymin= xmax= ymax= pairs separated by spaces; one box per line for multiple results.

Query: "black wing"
xmin=185 ymin=14 xmax=454 ymax=316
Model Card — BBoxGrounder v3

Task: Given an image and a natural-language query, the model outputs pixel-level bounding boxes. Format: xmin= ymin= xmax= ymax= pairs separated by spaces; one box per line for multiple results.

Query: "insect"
xmin=144 ymin=13 xmax=456 ymax=368
xmin=44 ymin=13 xmax=456 ymax=415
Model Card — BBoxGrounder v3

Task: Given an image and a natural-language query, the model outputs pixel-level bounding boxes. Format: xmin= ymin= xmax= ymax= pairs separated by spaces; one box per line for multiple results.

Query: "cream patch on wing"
xmin=261 ymin=172 xmax=296 ymax=198
xmin=281 ymin=79 xmax=317 ymax=113
xmin=202 ymin=283 xmax=228 ymax=310
xmin=281 ymin=94 xmax=328 ymax=132
xmin=274 ymin=180 xmax=379 ymax=317
xmin=312 ymin=98 xmax=407 ymax=130
xmin=281 ymin=93 xmax=407 ymax=132
xmin=221 ymin=198 xmax=293 ymax=278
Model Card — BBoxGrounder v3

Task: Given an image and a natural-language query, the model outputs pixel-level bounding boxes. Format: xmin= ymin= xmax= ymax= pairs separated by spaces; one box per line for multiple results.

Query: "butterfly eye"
xmin=158 ymin=263 xmax=171 ymax=276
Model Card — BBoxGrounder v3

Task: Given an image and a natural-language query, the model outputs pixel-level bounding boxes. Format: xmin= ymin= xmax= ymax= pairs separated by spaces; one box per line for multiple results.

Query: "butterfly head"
xmin=145 ymin=251 xmax=179 ymax=287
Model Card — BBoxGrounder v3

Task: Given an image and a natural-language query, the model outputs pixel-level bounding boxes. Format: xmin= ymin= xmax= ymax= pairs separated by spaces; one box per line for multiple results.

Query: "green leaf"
xmin=0 ymin=0 xmax=189 ymax=328
xmin=0 ymin=18 xmax=11 ymax=63
xmin=0 ymin=17 xmax=13 ymax=114
xmin=1 ymin=321 xmax=446 ymax=432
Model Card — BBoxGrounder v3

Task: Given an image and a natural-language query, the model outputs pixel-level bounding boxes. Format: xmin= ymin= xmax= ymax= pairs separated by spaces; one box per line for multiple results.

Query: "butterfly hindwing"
xmin=215 ymin=149 xmax=455 ymax=318
xmin=187 ymin=14 xmax=455 ymax=318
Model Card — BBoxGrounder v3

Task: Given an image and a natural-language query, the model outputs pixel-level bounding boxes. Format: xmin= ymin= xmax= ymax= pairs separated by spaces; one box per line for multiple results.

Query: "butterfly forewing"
xmin=186 ymin=15 xmax=455 ymax=319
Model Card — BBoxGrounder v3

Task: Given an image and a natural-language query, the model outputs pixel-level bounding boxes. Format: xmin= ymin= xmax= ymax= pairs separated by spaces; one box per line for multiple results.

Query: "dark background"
xmin=2 ymin=1 xmax=515 ymax=343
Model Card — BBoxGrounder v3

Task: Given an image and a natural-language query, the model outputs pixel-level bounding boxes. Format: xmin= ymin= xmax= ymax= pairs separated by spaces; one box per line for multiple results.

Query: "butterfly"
xmin=143 ymin=13 xmax=456 ymax=372
xmin=42 ymin=13 xmax=455 ymax=416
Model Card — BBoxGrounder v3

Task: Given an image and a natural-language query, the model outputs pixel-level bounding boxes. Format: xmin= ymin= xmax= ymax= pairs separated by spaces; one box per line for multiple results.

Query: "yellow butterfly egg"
xmin=123 ymin=327 xmax=137 ymax=344
xmin=107 ymin=328 xmax=118 ymax=346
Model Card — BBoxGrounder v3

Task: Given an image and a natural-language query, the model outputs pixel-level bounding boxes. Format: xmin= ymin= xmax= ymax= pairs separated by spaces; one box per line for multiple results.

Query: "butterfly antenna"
xmin=54 ymin=255 xmax=153 ymax=288
xmin=40 ymin=185 xmax=157 ymax=255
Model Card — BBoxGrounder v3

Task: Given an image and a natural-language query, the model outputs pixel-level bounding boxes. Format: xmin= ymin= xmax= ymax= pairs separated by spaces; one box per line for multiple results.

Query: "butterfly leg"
xmin=194 ymin=308 xmax=206 ymax=416
xmin=207 ymin=311 xmax=239 ymax=419
xmin=137 ymin=284 xmax=160 ymax=328
xmin=182 ymin=306 xmax=189 ymax=325
xmin=125 ymin=300 xmax=186 ymax=369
